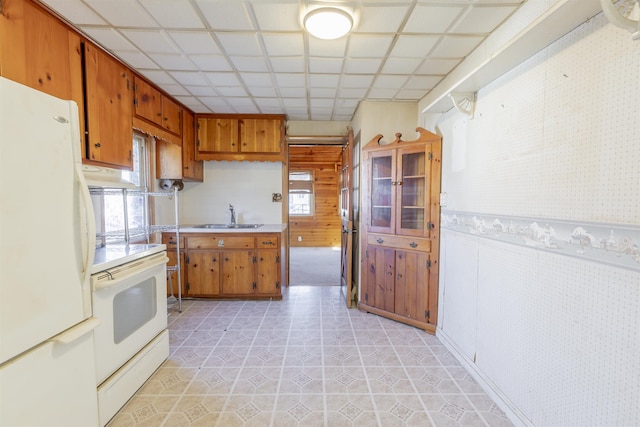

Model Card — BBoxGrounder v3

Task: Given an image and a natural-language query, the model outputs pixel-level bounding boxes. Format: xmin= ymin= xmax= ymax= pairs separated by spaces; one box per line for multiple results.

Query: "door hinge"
xmin=133 ymin=97 xmax=138 ymax=106
xmin=365 ymin=249 xmax=369 ymax=258
xmin=426 ymin=259 xmax=432 ymax=268
xmin=186 ymin=282 xmax=190 ymax=292
xmin=425 ymin=310 xmax=430 ymax=319
xmin=186 ymin=255 xmax=190 ymax=264
xmin=365 ymin=292 xmax=369 ymax=302
xmin=252 ymin=256 xmax=257 ymax=263
xmin=276 ymin=255 xmax=280 ymax=263
xmin=252 ymin=282 xmax=257 ymax=290
xmin=427 ymin=222 xmax=435 ymax=230
xmin=276 ymin=281 xmax=280 ymax=289
xmin=428 ymin=152 xmax=433 ymax=160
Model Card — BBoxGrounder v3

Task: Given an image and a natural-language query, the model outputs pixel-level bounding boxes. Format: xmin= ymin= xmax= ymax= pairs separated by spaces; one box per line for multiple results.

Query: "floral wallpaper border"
xmin=441 ymin=210 xmax=640 ymax=272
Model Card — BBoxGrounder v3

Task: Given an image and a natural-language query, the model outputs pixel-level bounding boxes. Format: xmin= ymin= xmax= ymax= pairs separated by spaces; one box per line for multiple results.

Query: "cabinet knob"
xmin=376 ymin=238 xmax=384 ymax=244
xmin=409 ymin=242 xmax=418 ymax=248
xmin=94 ymin=143 xmax=101 ymax=148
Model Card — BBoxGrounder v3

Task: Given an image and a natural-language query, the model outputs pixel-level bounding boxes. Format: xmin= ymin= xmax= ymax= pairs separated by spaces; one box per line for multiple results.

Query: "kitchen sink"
xmin=193 ymin=223 xmax=263 ymax=229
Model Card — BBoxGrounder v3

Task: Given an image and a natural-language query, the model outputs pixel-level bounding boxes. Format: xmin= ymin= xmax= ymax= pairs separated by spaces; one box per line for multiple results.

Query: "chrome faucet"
xmin=229 ymin=204 xmax=236 ymax=225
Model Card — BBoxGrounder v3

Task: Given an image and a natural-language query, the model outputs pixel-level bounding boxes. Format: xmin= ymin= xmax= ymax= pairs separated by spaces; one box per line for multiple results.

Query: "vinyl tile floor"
xmin=107 ymin=286 xmax=514 ymax=427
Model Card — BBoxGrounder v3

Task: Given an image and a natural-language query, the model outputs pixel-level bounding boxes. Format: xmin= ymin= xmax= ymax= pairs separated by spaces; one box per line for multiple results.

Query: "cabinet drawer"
xmin=367 ymin=234 xmax=431 ymax=251
xmin=162 ymin=234 xmax=184 ymax=248
xmin=257 ymin=235 xmax=279 ymax=248
xmin=187 ymin=236 xmax=255 ymax=249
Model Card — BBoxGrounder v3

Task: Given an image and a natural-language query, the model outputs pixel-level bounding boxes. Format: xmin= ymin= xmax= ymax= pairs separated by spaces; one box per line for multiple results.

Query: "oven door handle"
xmin=93 ymin=254 xmax=169 ymax=290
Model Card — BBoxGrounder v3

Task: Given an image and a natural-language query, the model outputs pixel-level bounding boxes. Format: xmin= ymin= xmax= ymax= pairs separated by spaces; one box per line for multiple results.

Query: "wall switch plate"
xmin=440 ymin=192 xmax=448 ymax=207
xmin=298 ymin=236 xmax=302 ymax=241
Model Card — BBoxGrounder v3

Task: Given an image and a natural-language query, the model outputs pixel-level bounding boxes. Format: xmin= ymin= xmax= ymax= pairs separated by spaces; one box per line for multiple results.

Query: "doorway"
xmin=288 ymin=144 xmax=343 ymax=286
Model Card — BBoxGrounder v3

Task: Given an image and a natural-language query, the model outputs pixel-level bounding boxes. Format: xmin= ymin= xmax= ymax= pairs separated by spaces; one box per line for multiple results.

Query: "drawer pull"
xmin=262 ymin=241 xmax=274 ymax=245
xmin=376 ymin=238 xmax=384 ymax=244
xmin=409 ymin=242 xmax=418 ymax=248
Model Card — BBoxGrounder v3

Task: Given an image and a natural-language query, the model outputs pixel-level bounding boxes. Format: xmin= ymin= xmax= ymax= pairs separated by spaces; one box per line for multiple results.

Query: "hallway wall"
xmin=430 ymin=11 xmax=640 ymax=426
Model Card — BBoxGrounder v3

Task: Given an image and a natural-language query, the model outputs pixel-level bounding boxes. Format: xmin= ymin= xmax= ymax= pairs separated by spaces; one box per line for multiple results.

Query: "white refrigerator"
xmin=0 ymin=77 xmax=100 ymax=426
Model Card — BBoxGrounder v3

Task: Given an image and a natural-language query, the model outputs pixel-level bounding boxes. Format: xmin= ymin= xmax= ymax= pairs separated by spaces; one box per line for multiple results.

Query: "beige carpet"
xmin=289 ymin=246 xmax=341 ymax=286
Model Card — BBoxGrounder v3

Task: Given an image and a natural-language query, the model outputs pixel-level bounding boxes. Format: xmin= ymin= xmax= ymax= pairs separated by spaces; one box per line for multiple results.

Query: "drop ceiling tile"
xmin=248 ymin=86 xmax=277 ymax=97
xmin=196 ymin=1 xmax=254 ymax=30
xmin=395 ymin=89 xmax=428 ymax=99
xmin=355 ymin=5 xmax=409 ymax=33
xmin=241 ymin=73 xmax=274 ymax=87
xmin=338 ymin=87 xmax=369 ymax=98
xmin=367 ymin=88 xmax=399 ymax=99
xmin=374 ymin=75 xmax=408 ymax=89
xmin=311 ymin=111 xmax=332 ymax=120
xmin=169 ymin=71 xmax=209 ymax=86
xmin=335 ymin=99 xmax=359 ymax=109
xmin=308 ymin=38 xmax=347 ymax=57
xmin=309 ymin=58 xmax=344 ymax=74
xmin=309 ymin=88 xmax=337 ymax=98
xmin=275 ymin=74 xmax=306 ymax=88
xmin=254 ymin=98 xmax=281 ymax=108
xmin=269 ymin=57 xmax=305 ymax=73
xmin=310 ymin=99 xmax=335 ymax=108
xmin=217 ymin=87 xmax=248 ymax=97
xmin=200 ymin=97 xmax=230 ymax=110
xmin=230 ymin=57 xmax=269 ymax=72
xmin=113 ymin=50 xmax=159 ymax=69
xmin=148 ymin=53 xmax=198 ymax=70
xmin=158 ymin=84 xmax=191 ymax=96
xmin=190 ymin=55 xmax=233 ymax=72
xmin=260 ymin=106 xmax=285 ymax=114
xmin=309 ymin=74 xmax=340 ymax=88
xmin=262 ymin=34 xmax=304 ymax=57
xmin=282 ymin=98 xmax=307 ymax=108
xmin=347 ymin=34 xmax=394 ymax=58
xmin=226 ymin=98 xmax=258 ymax=111
xmin=451 ymin=6 xmax=518 ymax=34
xmin=137 ymin=70 xmax=177 ymax=85
xmin=431 ymin=35 xmax=483 ymax=58
xmin=340 ymin=74 xmax=375 ymax=88
xmin=381 ymin=58 xmax=422 ymax=74
xmin=252 ymin=2 xmax=301 ymax=31
xmin=185 ymin=85 xmax=218 ymax=96
xmin=279 ymin=87 xmax=307 ymax=97
xmin=343 ymin=58 xmax=383 ymax=74
xmin=391 ymin=35 xmax=440 ymax=57
xmin=41 ymin=0 xmax=106 ymax=25
xmin=414 ymin=58 xmax=459 ymax=75
xmin=404 ymin=4 xmax=465 ymax=33
xmin=404 ymin=75 xmax=442 ymax=90
xmin=204 ymin=72 xmax=242 ymax=86
xmin=139 ymin=0 xmax=204 ymax=28
xmin=216 ymin=34 xmax=263 ymax=56
xmin=79 ymin=28 xmax=137 ymax=51
xmin=120 ymin=30 xmax=179 ymax=54
xmin=174 ymin=95 xmax=205 ymax=109
xmin=168 ymin=32 xmax=221 ymax=54
xmin=84 ymin=0 xmax=158 ymax=27
xmin=287 ymin=108 xmax=309 ymax=120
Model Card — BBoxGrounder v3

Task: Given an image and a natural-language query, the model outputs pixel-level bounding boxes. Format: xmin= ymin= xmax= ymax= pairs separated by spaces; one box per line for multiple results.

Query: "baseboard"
xmin=436 ymin=328 xmax=533 ymax=427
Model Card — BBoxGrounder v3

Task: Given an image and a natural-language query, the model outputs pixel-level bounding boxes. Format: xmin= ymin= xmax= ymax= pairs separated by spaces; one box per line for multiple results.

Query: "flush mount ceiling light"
xmin=304 ymin=7 xmax=353 ymax=40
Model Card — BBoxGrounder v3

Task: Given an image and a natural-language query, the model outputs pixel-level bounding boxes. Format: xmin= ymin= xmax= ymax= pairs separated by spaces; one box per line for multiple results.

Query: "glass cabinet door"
xmin=369 ymin=153 xmax=394 ymax=230
xmin=397 ymin=148 xmax=428 ymax=235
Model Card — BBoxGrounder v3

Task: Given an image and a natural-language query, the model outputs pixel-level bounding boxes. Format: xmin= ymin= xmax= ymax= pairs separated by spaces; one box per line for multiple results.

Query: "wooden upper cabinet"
xmin=133 ymin=76 xmax=162 ymax=126
xmin=182 ymin=110 xmax=203 ymax=182
xmin=0 ymin=0 xmax=83 ymax=103
xmin=196 ymin=114 xmax=285 ymax=162
xmin=133 ymin=75 xmax=181 ymax=135
xmin=83 ymin=42 xmax=133 ymax=169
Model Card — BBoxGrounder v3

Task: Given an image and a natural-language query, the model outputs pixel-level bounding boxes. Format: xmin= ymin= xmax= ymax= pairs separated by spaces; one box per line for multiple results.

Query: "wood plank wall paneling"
xmin=289 ymin=145 xmax=343 ymax=247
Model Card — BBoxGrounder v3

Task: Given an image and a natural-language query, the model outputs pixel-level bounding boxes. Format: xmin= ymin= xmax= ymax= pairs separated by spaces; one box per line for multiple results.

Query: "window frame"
xmin=288 ymin=169 xmax=314 ymax=217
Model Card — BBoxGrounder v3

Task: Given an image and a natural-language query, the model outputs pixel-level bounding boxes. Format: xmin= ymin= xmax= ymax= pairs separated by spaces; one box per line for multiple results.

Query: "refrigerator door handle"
xmin=52 ymin=318 xmax=100 ymax=344
xmin=76 ymin=163 xmax=96 ymax=285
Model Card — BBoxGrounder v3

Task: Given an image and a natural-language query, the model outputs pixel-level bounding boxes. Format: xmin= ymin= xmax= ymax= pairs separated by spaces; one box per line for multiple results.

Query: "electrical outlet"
xmin=298 ymin=236 xmax=302 ymax=241
xmin=439 ymin=192 xmax=448 ymax=207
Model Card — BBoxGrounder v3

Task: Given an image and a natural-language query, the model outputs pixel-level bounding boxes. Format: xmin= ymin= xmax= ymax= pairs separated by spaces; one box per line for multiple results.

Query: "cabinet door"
xmin=363 ymin=246 xmax=395 ymax=312
xmin=198 ymin=118 xmax=238 ymax=153
xmin=186 ymin=250 xmax=221 ymax=297
xmin=397 ymin=146 xmax=430 ymax=237
xmin=84 ymin=43 xmax=133 ymax=169
xmin=133 ymin=76 xmax=162 ymax=126
xmin=221 ymin=250 xmax=255 ymax=295
xmin=182 ymin=110 xmax=203 ymax=181
xmin=156 ymin=140 xmax=182 ymax=179
xmin=256 ymin=249 xmax=280 ymax=295
xmin=367 ymin=150 xmax=396 ymax=234
xmin=0 ymin=0 xmax=83 ymax=105
xmin=240 ymin=118 xmax=282 ymax=153
xmin=161 ymin=96 xmax=181 ymax=135
xmin=394 ymin=250 xmax=431 ymax=323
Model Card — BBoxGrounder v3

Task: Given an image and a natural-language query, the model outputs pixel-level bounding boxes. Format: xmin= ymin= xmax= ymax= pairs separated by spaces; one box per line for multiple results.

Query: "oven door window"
xmin=113 ymin=277 xmax=157 ymax=344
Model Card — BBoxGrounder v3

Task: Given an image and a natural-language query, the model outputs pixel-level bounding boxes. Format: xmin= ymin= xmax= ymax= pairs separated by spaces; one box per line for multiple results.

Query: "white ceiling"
xmin=40 ymin=0 xmax=526 ymax=121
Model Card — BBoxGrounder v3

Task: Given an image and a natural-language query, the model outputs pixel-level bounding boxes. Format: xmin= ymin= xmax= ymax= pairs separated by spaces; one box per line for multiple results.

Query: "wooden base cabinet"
xmin=163 ymin=232 xmax=283 ymax=299
xmin=359 ymin=128 xmax=442 ymax=333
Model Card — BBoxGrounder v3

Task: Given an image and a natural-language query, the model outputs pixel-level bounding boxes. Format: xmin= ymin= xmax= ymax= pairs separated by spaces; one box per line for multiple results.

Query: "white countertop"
xmin=92 ymin=243 xmax=166 ymax=273
xmin=178 ymin=224 xmax=287 ymax=233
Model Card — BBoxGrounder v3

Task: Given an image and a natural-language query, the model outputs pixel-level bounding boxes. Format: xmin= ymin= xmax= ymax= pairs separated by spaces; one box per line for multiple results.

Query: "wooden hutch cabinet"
xmin=359 ymin=128 xmax=442 ymax=333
